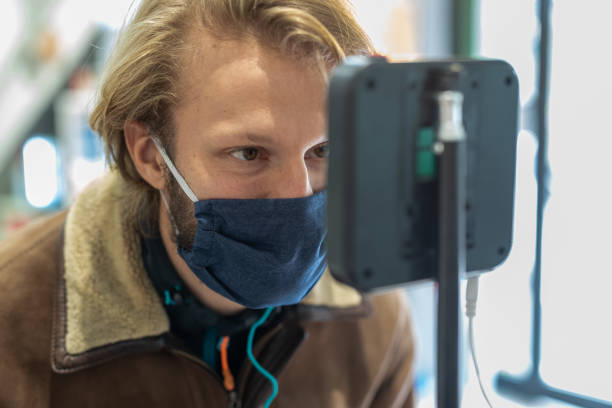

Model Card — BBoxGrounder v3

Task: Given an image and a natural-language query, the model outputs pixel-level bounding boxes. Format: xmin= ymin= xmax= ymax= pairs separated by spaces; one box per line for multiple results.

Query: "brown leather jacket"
xmin=0 ymin=172 xmax=415 ymax=408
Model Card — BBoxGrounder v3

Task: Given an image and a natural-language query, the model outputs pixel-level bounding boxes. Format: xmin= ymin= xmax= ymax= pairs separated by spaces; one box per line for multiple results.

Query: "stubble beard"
xmin=163 ymin=165 xmax=198 ymax=251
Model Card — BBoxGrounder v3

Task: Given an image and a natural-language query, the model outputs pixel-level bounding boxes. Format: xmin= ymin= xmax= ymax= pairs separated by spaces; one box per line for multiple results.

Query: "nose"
xmin=269 ymin=159 xmax=313 ymax=199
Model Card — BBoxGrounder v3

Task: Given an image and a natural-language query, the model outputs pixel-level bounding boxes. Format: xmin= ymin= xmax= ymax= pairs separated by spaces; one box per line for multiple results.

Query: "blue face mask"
xmin=152 ymin=137 xmax=327 ymax=309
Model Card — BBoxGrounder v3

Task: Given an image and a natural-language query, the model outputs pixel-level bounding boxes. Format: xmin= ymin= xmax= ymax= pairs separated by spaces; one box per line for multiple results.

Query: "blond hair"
xmin=90 ymin=0 xmax=373 ymax=233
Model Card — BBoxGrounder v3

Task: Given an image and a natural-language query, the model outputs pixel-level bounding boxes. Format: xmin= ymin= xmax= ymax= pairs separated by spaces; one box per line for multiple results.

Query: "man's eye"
xmin=313 ymin=144 xmax=329 ymax=158
xmin=230 ymin=147 xmax=260 ymax=161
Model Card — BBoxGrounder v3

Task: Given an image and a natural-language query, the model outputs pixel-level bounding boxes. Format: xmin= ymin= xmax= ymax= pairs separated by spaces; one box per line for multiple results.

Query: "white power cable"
xmin=465 ymin=276 xmax=494 ymax=408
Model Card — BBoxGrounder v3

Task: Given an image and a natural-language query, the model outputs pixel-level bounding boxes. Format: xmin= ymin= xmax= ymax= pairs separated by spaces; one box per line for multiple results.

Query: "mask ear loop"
xmin=150 ymin=135 xmax=198 ymax=203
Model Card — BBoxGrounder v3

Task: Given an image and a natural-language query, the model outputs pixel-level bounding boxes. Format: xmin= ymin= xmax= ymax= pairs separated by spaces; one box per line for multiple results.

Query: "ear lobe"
xmin=124 ymin=121 xmax=165 ymax=190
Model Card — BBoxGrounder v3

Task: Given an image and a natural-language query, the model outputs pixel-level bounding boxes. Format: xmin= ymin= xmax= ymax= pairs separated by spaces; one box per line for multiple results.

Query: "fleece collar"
xmin=53 ymin=171 xmax=363 ymax=369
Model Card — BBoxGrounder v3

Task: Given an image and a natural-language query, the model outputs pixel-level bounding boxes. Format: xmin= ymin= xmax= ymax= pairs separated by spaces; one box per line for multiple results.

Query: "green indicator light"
xmin=417 ymin=127 xmax=435 ymax=148
xmin=416 ymin=150 xmax=436 ymax=179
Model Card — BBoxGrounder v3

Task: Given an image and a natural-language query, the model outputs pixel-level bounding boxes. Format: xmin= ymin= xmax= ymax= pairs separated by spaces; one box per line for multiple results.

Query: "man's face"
xmin=164 ymin=30 xmax=328 ymax=247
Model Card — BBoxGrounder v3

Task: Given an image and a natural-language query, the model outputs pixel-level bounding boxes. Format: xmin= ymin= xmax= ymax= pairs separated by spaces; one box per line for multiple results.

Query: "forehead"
xmin=175 ymin=28 xmax=327 ymax=133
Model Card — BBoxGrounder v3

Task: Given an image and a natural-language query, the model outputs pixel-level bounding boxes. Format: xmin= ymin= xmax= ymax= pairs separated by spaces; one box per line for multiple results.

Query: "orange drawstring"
xmin=219 ymin=336 xmax=235 ymax=391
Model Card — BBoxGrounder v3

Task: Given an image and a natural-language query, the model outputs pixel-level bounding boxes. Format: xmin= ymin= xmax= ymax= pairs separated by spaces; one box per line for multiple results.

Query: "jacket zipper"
xmin=168 ymin=347 xmax=242 ymax=408
xmin=167 ymin=320 xmax=303 ymax=408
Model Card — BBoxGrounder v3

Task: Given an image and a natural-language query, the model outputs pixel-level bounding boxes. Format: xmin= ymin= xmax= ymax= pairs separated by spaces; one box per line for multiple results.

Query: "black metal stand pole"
xmin=436 ymin=91 xmax=467 ymax=408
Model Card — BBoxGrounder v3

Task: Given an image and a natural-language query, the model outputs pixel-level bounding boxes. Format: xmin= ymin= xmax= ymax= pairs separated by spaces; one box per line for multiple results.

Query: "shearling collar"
xmin=52 ymin=171 xmax=365 ymax=373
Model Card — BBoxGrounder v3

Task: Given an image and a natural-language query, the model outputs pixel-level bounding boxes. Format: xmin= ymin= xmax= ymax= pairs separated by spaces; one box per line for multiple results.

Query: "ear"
xmin=124 ymin=121 xmax=165 ymax=190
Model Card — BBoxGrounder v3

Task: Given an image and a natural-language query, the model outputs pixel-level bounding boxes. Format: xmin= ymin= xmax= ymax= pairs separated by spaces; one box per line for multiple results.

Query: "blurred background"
xmin=0 ymin=0 xmax=610 ymax=407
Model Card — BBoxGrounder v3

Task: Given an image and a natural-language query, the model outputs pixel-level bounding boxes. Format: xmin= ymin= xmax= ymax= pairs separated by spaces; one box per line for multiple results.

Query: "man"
xmin=0 ymin=0 xmax=415 ymax=406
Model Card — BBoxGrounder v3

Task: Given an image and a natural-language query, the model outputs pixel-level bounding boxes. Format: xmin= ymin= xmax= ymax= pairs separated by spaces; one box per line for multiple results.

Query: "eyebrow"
xmin=210 ymin=130 xmax=328 ymax=147
xmin=245 ymin=133 xmax=328 ymax=145
xmin=206 ymin=131 xmax=275 ymax=146
xmin=245 ymin=133 xmax=276 ymax=145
